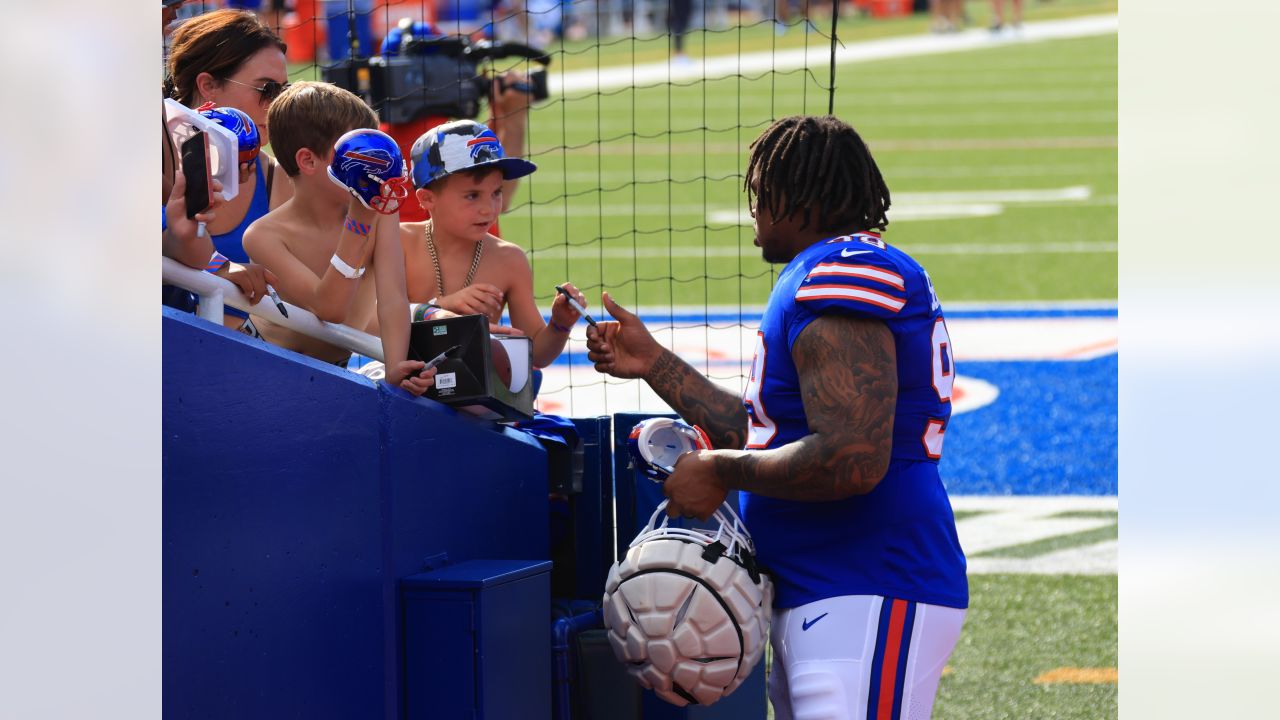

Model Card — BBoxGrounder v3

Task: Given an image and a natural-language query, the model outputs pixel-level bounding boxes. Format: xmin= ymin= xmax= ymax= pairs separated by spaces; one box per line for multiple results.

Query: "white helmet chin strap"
xmin=631 ymin=500 xmax=757 ymax=562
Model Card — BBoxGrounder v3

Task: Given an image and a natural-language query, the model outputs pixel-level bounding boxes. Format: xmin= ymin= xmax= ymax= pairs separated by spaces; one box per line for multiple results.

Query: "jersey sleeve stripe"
xmin=795 ymin=285 xmax=906 ymax=312
xmin=808 ymin=263 xmax=906 ymax=290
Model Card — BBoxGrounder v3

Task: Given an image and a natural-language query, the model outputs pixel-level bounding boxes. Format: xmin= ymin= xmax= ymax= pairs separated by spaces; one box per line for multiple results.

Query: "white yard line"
xmin=966 ymin=540 xmax=1117 ymax=576
xmin=551 ymin=15 xmax=1119 ymax=95
xmin=952 ymin=495 xmax=1118 ymax=575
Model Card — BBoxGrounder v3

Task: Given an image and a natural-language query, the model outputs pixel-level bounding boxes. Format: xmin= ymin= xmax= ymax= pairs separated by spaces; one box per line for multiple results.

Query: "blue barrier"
xmin=163 ymin=309 xmax=548 ymax=719
xmin=568 ymin=417 xmax=616 ymax=600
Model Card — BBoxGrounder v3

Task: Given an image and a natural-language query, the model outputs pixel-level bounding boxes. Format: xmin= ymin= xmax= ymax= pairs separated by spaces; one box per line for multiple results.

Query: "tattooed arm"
xmin=661 ymin=313 xmax=897 ymax=516
xmin=585 ymin=292 xmax=748 ymax=449
xmin=644 ymin=349 xmax=749 ymax=450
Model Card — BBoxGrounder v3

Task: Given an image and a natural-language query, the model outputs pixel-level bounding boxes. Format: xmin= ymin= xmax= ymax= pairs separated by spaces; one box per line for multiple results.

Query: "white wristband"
xmin=330 ymin=253 xmax=365 ymax=279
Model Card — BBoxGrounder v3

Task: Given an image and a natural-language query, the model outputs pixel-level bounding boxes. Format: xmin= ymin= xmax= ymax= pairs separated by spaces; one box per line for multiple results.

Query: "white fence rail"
xmin=162 ymin=257 xmax=384 ymax=362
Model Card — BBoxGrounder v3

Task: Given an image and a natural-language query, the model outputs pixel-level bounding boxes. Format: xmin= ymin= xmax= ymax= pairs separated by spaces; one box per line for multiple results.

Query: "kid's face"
xmin=418 ymin=170 xmax=503 ymax=241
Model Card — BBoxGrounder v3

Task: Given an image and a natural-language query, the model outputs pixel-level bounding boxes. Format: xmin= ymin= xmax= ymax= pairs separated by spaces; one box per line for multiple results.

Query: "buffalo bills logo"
xmin=339 ymin=148 xmax=395 ymax=177
xmin=465 ymin=129 xmax=503 ymax=163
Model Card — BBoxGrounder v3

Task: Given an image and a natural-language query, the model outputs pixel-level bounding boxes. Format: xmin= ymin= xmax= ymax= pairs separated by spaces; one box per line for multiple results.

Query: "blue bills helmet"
xmin=327 ymin=128 xmax=412 ymax=215
xmin=627 ymin=418 xmax=712 ymax=482
xmin=410 ymin=119 xmax=537 ymax=189
xmin=196 ymin=103 xmax=260 ymax=165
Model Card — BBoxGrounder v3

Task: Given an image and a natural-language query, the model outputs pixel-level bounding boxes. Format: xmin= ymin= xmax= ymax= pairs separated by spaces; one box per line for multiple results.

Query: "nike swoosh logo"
xmin=841 ymin=249 xmax=873 ymax=257
xmin=801 ymin=613 xmax=829 ymax=631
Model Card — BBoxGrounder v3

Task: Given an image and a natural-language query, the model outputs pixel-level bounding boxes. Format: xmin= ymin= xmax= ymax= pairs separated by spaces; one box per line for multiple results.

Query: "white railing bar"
xmin=162 ymin=256 xmax=384 ymax=362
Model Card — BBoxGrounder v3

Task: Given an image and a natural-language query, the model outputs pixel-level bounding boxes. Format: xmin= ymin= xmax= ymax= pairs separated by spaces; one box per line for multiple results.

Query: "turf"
xmin=933 ymin=574 xmax=1117 ymax=720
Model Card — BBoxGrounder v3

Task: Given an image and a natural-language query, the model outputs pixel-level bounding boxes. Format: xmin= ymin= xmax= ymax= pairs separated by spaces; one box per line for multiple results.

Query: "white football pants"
xmin=768 ymin=595 xmax=966 ymax=720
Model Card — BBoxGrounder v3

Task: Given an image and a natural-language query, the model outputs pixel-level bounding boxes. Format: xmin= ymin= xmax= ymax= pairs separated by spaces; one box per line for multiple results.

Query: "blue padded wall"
xmin=163 ymin=310 xmax=548 ymax=719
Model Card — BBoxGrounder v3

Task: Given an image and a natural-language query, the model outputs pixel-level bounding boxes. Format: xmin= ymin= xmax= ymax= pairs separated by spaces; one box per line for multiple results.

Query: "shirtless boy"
xmin=243 ymin=81 xmax=431 ymax=394
xmin=399 ymin=119 xmax=587 ymax=368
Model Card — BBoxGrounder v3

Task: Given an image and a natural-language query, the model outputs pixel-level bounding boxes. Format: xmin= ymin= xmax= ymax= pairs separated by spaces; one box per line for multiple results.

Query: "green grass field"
xmin=935 ymin=574 xmax=1117 ymax=720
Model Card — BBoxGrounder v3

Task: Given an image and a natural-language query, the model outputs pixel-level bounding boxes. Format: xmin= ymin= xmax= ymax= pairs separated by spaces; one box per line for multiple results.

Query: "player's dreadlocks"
xmin=745 ymin=115 xmax=891 ymax=234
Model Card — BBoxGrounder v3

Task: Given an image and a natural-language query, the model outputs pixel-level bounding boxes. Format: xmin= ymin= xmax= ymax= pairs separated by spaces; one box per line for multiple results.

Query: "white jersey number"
xmin=743 ymin=331 xmax=778 ymax=449
xmin=930 ymin=317 xmax=954 ymax=402
xmin=923 ymin=317 xmax=954 ymax=459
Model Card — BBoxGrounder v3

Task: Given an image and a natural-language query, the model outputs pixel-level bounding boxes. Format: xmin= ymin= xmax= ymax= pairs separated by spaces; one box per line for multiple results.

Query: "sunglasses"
xmin=223 ymin=77 xmax=290 ymax=103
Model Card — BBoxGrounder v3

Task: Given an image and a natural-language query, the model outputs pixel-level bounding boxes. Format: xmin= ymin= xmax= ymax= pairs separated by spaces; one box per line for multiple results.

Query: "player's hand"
xmin=222 ymin=262 xmax=278 ymax=305
xmin=586 ymin=292 xmax=662 ymax=379
xmin=386 ymin=360 xmax=436 ymax=396
xmin=165 ymin=171 xmax=225 ymax=248
xmin=663 ymin=451 xmax=729 ymax=521
xmin=439 ymin=283 xmax=504 ymax=320
xmin=549 ymin=281 xmax=585 ymax=329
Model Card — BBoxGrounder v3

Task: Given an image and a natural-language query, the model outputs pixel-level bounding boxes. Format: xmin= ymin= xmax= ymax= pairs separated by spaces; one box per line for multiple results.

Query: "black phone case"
xmin=181 ymin=131 xmax=211 ymax=219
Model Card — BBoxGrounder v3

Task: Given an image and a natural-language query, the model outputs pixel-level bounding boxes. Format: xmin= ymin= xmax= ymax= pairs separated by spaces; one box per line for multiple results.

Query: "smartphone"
xmin=181 ymin=130 xmax=212 ymax=219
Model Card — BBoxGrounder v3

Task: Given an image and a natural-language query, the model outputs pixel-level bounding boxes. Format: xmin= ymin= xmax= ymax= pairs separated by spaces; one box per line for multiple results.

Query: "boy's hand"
xmin=550 ymin=281 xmax=585 ymax=329
xmin=439 ymin=283 xmax=504 ymax=319
xmin=222 ymin=262 xmax=278 ymax=305
xmin=585 ymin=292 xmax=663 ymax=379
xmin=386 ymin=360 xmax=436 ymax=396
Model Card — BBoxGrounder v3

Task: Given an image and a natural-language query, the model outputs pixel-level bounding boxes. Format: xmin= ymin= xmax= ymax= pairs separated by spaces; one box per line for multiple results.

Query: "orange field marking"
xmin=1033 ymin=667 xmax=1118 ymax=684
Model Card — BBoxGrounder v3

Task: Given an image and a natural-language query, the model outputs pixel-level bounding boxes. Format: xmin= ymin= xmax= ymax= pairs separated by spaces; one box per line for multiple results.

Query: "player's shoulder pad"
xmin=794 ymin=233 xmax=908 ymax=316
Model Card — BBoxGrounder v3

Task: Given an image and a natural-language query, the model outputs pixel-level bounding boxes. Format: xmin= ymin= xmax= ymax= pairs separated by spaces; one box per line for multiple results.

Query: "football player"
xmin=586 ymin=115 xmax=968 ymax=720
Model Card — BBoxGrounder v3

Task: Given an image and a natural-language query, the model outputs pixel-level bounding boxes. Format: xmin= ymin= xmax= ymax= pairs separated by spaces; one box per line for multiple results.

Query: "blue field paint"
xmin=941 ymin=354 xmax=1117 ymax=495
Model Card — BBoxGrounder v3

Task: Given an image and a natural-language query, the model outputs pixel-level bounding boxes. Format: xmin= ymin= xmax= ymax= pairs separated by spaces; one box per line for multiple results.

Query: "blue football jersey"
xmin=739 ymin=232 xmax=968 ymax=609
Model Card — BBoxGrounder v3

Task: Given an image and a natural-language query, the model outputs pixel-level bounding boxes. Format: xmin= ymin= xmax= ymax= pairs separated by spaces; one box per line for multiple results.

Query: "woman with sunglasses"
xmin=163 ymin=9 xmax=293 ymax=267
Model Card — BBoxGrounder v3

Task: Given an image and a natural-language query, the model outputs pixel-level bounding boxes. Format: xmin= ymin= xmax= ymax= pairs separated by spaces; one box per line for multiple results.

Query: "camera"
xmin=325 ymin=33 xmax=551 ymax=125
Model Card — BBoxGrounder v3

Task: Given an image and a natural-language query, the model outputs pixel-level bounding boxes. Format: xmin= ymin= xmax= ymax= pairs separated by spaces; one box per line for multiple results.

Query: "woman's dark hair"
xmin=164 ymin=9 xmax=287 ymax=105
xmin=745 ymin=115 xmax=891 ymax=234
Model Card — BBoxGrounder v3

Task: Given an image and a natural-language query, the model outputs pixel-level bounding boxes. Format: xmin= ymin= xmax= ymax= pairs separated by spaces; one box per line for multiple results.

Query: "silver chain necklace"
xmin=425 ymin=220 xmax=483 ymax=298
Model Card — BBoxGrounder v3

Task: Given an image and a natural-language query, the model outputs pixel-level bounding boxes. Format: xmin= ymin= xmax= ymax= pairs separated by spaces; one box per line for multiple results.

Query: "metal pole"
xmin=828 ymin=0 xmax=839 ymax=115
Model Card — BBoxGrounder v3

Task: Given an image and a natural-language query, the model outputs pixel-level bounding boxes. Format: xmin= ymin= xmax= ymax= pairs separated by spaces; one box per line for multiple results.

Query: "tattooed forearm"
xmin=644 ymin=349 xmax=749 ymax=449
xmin=713 ymin=315 xmax=897 ymax=501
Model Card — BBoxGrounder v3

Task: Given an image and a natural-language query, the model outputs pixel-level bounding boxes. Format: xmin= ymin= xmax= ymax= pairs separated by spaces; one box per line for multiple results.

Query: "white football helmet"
xmin=602 ymin=500 xmax=773 ymax=707
xmin=626 ymin=417 xmax=712 ymax=482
